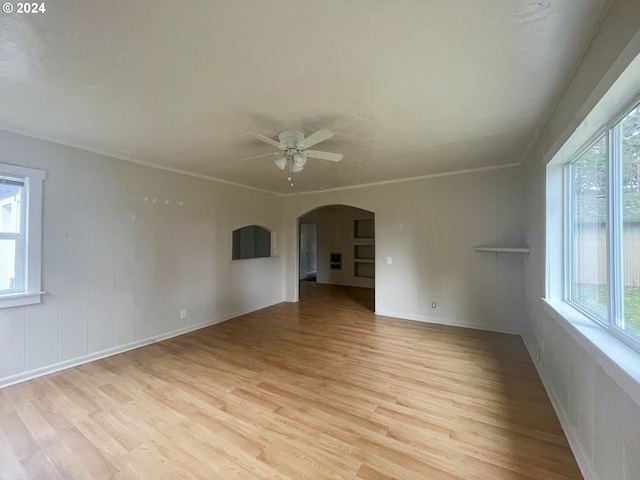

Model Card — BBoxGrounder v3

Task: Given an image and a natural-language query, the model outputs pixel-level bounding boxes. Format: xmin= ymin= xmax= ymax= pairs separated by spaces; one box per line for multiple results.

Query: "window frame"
xmin=564 ymin=99 xmax=640 ymax=353
xmin=0 ymin=162 xmax=45 ymax=309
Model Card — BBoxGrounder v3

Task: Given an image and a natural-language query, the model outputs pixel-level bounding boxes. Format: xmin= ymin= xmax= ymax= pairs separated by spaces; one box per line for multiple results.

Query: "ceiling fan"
xmin=243 ymin=129 xmax=343 ymax=176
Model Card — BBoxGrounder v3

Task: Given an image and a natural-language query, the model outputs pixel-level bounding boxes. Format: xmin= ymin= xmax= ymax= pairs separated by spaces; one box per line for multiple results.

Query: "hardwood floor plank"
xmin=41 ymin=427 xmax=117 ymax=480
xmin=0 ymin=432 xmax=31 ymax=480
xmin=0 ymin=283 xmax=582 ymax=479
xmin=20 ymin=449 xmax=65 ymax=480
xmin=258 ymin=439 xmax=359 ymax=480
xmin=0 ymin=412 xmax=38 ymax=461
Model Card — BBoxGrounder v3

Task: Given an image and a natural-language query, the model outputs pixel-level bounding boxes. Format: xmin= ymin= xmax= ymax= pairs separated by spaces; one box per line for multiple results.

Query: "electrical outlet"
xmin=180 ymin=309 xmax=187 ymax=320
xmin=431 ymin=302 xmax=436 ymax=308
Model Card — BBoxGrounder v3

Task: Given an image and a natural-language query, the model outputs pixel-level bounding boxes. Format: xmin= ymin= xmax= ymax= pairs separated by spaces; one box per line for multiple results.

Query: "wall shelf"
xmin=354 ymin=219 xmax=375 ymax=279
xmin=354 ymin=219 xmax=374 ymax=239
xmin=473 ymin=246 xmax=530 ymax=253
xmin=354 ymin=262 xmax=375 ymax=278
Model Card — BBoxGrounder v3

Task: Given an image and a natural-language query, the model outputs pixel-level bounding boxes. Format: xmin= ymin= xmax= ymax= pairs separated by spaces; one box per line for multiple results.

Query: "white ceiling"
xmin=0 ymin=0 xmax=610 ymax=194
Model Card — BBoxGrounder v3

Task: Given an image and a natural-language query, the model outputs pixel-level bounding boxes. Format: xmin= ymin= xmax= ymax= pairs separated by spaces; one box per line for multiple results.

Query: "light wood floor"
xmin=0 ymin=283 xmax=582 ymax=479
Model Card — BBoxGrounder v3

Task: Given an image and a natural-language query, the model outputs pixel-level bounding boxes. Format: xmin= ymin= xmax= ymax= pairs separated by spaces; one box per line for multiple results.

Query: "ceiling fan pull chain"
xmin=289 ymin=157 xmax=294 ymax=186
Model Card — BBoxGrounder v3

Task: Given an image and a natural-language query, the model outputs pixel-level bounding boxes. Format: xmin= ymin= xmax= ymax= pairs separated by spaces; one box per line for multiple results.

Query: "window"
xmin=0 ymin=177 xmax=24 ymax=293
xmin=232 ymin=225 xmax=272 ymax=260
xmin=569 ymin=135 xmax=608 ymax=319
xmin=0 ymin=163 xmax=45 ymax=308
xmin=566 ymin=103 xmax=640 ymax=349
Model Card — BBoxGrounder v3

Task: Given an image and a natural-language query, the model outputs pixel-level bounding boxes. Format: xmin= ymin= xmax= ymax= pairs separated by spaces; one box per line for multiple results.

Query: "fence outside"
xmin=575 ymin=234 xmax=640 ymax=287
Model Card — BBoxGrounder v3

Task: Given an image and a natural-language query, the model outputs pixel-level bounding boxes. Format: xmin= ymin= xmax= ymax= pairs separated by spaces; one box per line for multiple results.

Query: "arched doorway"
xmin=298 ymin=205 xmax=375 ymax=311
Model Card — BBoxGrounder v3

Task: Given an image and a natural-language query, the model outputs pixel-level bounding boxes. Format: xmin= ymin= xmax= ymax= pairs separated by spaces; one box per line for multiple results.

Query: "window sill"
xmin=543 ymin=298 xmax=640 ymax=404
xmin=231 ymin=256 xmax=278 ymax=262
xmin=0 ymin=291 xmax=44 ymax=309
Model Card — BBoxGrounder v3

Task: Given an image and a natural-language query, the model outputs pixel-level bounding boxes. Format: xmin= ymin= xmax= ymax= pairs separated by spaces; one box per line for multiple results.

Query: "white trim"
xmin=549 ymin=127 xmax=608 ymax=167
xmin=125 ymin=158 xmax=281 ymax=196
xmin=473 ymin=246 xmax=530 ymax=253
xmin=0 ymin=303 xmax=274 ymax=390
xmin=521 ymin=334 xmax=600 ymax=480
xmin=546 ymin=162 xmax=564 ymax=300
xmin=0 ymin=128 xmax=282 ymax=196
xmin=288 ymin=163 xmax=522 ymax=196
xmin=0 ymin=291 xmax=44 ymax=308
xmin=536 ymin=33 xmax=640 ymax=168
xmin=0 ymin=163 xmax=45 ymax=181
xmin=374 ymin=310 xmax=521 ymax=335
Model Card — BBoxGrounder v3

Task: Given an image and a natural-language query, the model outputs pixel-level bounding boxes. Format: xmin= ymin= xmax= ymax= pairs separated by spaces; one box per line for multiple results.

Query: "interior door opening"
xmin=299 ymin=222 xmax=317 ymax=282
xmin=298 ymin=205 xmax=375 ymax=311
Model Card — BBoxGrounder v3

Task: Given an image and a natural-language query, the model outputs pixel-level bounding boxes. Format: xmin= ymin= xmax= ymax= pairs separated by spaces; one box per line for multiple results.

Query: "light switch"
xmin=386 ymin=256 xmax=392 ymax=264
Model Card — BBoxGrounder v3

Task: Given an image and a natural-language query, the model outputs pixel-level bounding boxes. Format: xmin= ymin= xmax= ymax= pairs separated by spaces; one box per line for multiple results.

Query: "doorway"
xmin=299 ymin=222 xmax=317 ymax=282
xmin=297 ymin=205 xmax=375 ymax=311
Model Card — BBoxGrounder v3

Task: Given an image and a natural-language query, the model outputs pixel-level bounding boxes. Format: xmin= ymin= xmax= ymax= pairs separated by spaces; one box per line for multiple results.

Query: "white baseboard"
xmin=521 ymin=334 xmax=599 ymax=480
xmin=0 ymin=303 xmax=274 ymax=390
xmin=374 ymin=310 xmax=521 ymax=335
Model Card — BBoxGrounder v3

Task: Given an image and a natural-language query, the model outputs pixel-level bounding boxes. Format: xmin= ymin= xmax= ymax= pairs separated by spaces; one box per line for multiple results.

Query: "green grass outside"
xmin=624 ymin=287 xmax=640 ymax=337
xmin=575 ymin=283 xmax=640 ymax=338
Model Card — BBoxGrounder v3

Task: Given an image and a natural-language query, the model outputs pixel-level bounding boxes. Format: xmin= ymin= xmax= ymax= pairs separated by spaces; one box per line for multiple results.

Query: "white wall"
xmin=284 ymin=165 xmax=526 ymax=334
xmin=522 ymin=1 xmax=640 ymax=478
xmin=0 ymin=130 xmax=285 ymax=388
xmin=299 ymin=205 xmax=375 ymax=289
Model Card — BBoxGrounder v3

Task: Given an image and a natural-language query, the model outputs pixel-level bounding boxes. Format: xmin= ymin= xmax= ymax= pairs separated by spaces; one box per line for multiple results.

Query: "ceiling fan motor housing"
xmin=278 ymin=130 xmax=305 ymax=148
xmin=278 ymin=130 xmax=308 ymax=171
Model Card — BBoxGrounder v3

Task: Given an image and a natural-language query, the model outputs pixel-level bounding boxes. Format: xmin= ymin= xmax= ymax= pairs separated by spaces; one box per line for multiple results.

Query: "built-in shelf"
xmin=354 ymin=245 xmax=374 ymax=260
xmin=354 ymin=262 xmax=375 ymax=278
xmin=473 ymin=246 xmax=530 ymax=253
xmin=354 ymin=258 xmax=375 ymax=264
xmin=354 ymin=219 xmax=374 ymax=239
xmin=354 ymin=220 xmax=375 ymax=278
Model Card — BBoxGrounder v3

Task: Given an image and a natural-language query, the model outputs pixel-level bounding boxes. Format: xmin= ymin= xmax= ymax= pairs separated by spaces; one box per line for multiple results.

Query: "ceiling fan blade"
xmin=303 ymin=150 xmax=343 ymax=162
xmin=245 ymin=132 xmax=286 ymax=150
xmin=241 ymin=152 xmax=280 ymax=161
xmin=296 ymin=129 xmax=334 ymax=149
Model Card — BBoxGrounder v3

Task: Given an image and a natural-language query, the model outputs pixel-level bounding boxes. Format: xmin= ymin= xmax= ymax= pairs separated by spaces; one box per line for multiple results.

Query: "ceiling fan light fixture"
xmin=293 ymin=153 xmax=307 ymax=167
xmin=274 ymin=155 xmax=287 ymax=170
